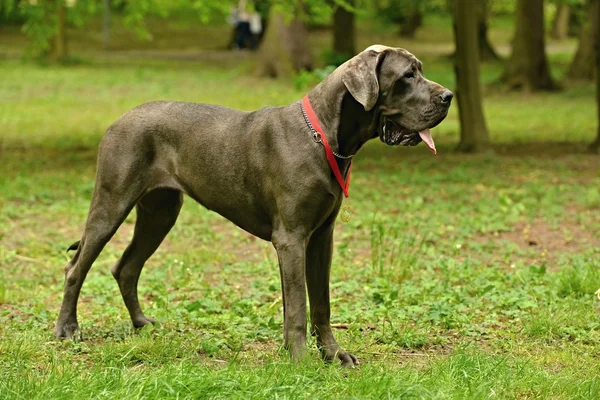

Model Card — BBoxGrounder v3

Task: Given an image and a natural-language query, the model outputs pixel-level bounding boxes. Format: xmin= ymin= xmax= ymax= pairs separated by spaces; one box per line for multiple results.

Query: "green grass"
xmin=1 ymin=14 xmax=600 ymax=400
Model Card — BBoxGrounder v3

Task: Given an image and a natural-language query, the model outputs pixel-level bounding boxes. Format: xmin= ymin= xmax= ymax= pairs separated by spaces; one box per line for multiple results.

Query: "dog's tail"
xmin=67 ymin=240 xmax=81 ymax=252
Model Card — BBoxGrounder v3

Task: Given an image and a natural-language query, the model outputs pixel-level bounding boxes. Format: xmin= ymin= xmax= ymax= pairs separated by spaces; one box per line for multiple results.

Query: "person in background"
xmin=248 ymin=10 xmax=262 ymax=49
xmin=228 ymin=0 xmax=262 ymax=50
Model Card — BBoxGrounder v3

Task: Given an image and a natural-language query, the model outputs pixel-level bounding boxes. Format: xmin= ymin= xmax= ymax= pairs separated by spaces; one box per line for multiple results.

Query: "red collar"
xmin=302 ymin=94 xmax=351 ymax=198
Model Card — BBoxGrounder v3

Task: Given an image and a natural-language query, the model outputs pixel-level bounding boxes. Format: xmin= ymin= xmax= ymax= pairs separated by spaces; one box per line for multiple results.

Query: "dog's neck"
xmin=306 ymin=71 xmax=378 ymax=161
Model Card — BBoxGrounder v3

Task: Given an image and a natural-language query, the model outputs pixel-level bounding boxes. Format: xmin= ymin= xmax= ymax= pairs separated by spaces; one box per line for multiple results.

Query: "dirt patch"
xmin=473 ymin=217 xmax=598 ymax=269
xmin=505 ymin=220 xmax=594 ymax=252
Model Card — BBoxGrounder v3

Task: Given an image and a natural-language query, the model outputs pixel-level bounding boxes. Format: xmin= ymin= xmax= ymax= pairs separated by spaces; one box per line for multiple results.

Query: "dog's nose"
xmin=440 ymin=90 xmax=453 ymax=104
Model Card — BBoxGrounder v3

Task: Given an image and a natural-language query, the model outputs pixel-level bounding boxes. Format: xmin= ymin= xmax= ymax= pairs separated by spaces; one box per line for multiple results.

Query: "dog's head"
xmin=341 ymin=45 xmax=452 ymax=153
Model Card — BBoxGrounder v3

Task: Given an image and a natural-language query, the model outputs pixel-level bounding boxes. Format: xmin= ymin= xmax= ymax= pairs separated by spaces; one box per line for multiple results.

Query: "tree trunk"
xmin=333 ymin=3 xmax=355 ymax=58
xmin=454 ymin=0 xmax=491 ymax=153
xmin=589 ymin=0 xmax=600 ymax=153
xmin=259 ymin=6 xmax=312 ymax=78
xmin=567 ymin=0 xmax=597 ymax=81
xmin=103 ymin=0 xmax=111 ymax=50
xmin=50 ymin=0 xmax=68 ymax=61
xmin=503 ymin=0 xmax=557 ymax=91
xmin=476 ymin=0 xmax=500 ymax=61
xmin=551 ymin=3 xmax=570 ymax=40
xmin=399 ymin=6 xmax=422 ymax=38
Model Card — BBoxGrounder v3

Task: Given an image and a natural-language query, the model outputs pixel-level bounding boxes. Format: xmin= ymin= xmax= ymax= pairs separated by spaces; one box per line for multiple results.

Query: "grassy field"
xmin=1 ymin=14 xmax=600 ymax=399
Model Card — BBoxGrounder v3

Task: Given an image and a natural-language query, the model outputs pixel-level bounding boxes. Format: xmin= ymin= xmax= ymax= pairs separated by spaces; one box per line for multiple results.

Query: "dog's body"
xmin=56 ymin=46 xmax=452 ymax=367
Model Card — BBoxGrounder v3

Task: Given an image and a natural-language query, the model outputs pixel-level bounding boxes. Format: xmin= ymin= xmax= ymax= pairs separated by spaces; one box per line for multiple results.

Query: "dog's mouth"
xmin=380 ymin=117 xmax=437 ymax=154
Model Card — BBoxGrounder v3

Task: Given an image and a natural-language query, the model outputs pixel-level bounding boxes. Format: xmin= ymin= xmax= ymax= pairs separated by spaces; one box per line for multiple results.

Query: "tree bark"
xmin=399 ymin=6 xmax=422 ymax=38
xmin=50 ymin=0 xmax=68 ymax=61
xmin=333 ymin=3 xmax=355 ymax=58
xmin=259 ymin=6 xmax=312 ymax=78
xmin=567 ymin=0 xmax=597 ymax=81
xmin=454 ymin=0 xmax=491 ymax=153
xmin=103 ymin=0 xmax=111 ymax=50
xmin=551 ymin=3 xmax=570 ymax=40
xmin=476 ymin=0 xmax=499 ymax=61
xmin=503 ymin=0 xmax=557 ymax=91
xmin=589 ymin=0 xmax=600 ymax=153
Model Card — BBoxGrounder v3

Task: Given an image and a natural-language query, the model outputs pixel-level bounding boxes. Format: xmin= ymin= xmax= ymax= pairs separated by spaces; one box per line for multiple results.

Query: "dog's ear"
xmin=341 ymin=48 xmax=389 ymax=111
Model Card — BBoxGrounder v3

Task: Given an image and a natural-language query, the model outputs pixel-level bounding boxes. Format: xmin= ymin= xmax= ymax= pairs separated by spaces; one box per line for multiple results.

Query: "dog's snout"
xmin=440 ymin=90 xmax=453 ymax=104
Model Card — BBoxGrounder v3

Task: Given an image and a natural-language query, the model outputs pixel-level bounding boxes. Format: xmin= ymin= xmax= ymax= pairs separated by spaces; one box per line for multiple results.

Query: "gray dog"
xmin=56 ymin=45 xmax=452 ymax=367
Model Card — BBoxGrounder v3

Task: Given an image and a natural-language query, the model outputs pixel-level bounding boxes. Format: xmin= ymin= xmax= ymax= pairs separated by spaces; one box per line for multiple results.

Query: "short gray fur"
xmin=55 ymin=45 xmax=452 ymax=368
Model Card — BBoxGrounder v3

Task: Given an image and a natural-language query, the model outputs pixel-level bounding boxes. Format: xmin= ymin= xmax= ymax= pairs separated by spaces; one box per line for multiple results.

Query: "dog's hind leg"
xmin=55 ymin=185 xmax=140 ymax=340
xmin=111 ymin=188 xmax=183 ymax=328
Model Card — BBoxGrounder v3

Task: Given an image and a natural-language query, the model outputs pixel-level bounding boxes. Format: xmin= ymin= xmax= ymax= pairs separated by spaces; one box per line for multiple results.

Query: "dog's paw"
xmin=321 ymin=345 xmax=360 ymax=368
xmin=54 ymin=320 xmax=80 ymax=340
xmin=336 ymin=350 xmax=360 ymax=368
xmin=132 ymin=316 xmax=156 ymax=329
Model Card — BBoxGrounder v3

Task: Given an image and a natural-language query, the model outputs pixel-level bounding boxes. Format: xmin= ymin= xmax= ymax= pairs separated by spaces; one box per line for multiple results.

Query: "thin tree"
xmin=503 ymin=0 xmax=557 ymax=91
xmin=103 ymin=0 xmax=110 ymax=50
xmin=551 ymin=2 xmax=570 ymax=40
xmin=454 ymin=0 xmax=490 ymax=153
xmin=567 ymin=0 xmax=597 ymax=81
xmin=374 ymin=0 xmax=422 ymax=38
xmin=332 ymin=2 xmax=355 ymax=58
xmin=476 ymin=0 xmax=499 ymax=61
xmin=590 ymin=0 xmax=600 ymax=153
xmin=50 ymin=0 xmax=68 ymax=61
xmin=399 ymin=2 xmax=422 ymax=38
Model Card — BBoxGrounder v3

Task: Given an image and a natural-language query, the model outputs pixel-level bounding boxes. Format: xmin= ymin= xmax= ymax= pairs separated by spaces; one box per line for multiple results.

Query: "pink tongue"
xmin=419 ymin=129 xmax=436 ymax=154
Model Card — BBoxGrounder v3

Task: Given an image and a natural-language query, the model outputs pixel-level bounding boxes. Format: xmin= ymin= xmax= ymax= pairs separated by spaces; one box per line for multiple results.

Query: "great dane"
xmin=56 ymin=45 xmax=452 ymax=367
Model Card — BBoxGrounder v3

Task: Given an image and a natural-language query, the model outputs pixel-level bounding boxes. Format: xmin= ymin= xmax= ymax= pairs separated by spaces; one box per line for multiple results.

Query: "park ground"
xmin=1 ymin=13 xmax=600 ymax=399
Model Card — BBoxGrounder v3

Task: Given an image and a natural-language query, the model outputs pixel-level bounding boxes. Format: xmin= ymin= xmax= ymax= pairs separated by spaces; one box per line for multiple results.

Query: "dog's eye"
xmin=404 ymin=71 xmax=415 ymax=79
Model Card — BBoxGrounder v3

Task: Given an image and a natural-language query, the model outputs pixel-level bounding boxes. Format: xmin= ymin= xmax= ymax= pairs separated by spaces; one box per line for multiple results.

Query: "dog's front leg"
xmin=272 ymin=229 xmax=309 ymax=361
xmin=306 ymin=221 xmax=359 ymax=368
